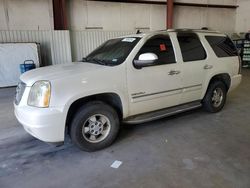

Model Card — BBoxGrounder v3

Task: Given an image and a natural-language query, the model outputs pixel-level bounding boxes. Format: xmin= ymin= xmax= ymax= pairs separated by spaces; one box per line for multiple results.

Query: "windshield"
xmin=84 ymin=37 xmax=140 ymax=66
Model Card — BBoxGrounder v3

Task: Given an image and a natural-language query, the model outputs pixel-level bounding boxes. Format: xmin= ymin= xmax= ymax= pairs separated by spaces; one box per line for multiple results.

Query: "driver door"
xmin=127 ymin=34 xmax=183 ymax=116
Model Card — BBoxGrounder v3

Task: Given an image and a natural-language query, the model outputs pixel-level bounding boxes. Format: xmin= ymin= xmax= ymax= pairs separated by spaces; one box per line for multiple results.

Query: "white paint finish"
xmin=126 ymin=33 xmax=183 ymax=115
xmin=15 ymin=62 xmax=129 ymax=142
xmin=138 ymin=52 xmax=158 ymax=61
xmin=235 ymin=0 xmax=250 ymax=33
xmin=14 ymin=30 xmax=242 ymax=143
xmin=177 ymin=33 xmax=209 ymax=104
xmin=14 ymin=99 xmax=66 ymax=142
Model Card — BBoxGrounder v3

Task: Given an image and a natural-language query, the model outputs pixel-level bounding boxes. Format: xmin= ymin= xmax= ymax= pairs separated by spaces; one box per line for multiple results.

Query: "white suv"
xmin=14 ymin=29 xmax=242 ymax=151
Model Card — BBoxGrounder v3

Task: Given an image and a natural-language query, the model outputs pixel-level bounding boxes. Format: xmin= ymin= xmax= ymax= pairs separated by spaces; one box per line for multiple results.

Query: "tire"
xmin=202 ymin=81 xmax=227 ymax=113
xmin=70 ymin=101 xmax=120 ymax=151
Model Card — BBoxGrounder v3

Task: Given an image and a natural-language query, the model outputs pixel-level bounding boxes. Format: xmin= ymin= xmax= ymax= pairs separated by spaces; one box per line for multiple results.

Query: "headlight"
xmin=28 ymin=81 xmax=51 ymax=108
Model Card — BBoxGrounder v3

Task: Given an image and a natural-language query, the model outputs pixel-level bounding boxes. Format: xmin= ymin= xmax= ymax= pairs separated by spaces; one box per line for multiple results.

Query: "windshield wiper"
xmin=81 ymin=57 xmax=113 ymax=66
xmin=87 ymin=58 xmax=111 ymax=66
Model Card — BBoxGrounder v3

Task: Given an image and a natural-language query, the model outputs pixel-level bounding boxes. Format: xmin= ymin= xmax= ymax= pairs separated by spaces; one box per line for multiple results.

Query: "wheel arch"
xmin=203 ymin=73 xmax=231 ymax=98
xmin=65 ymin=93 xmax=124 ymax=131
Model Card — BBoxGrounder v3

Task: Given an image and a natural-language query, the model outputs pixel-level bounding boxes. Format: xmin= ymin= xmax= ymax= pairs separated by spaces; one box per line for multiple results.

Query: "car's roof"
xmin=167 ymin=28 xmax=220 ymax=34
xmin=118 ymin=28 xmax=223 ymax=39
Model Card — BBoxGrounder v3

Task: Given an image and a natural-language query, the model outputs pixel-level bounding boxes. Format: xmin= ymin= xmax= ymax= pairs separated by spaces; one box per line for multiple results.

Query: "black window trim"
xmin=177 ymin=32 xmax=208 ymax=63
xmin=133 ymin=34 xmax=177 ymax=69
xmin=205 ymin=35 xmax=238 ymax=58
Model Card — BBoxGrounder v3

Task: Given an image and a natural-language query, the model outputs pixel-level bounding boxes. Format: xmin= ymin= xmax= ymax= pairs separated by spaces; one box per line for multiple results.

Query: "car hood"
xmin=20 ymin=62 xmax=107 ymax=86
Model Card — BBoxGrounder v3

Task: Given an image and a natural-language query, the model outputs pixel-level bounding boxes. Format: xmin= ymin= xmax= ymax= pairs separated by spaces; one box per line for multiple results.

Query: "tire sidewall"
xmin=203 ymin=81 xmax=227 ymax=113
xmin=70 ymin=102 xmax=120 ymax=151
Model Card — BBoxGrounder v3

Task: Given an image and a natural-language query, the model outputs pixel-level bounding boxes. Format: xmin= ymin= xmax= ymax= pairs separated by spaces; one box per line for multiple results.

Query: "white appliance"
xmin=0 ymin=43 xmax=40 ymax=87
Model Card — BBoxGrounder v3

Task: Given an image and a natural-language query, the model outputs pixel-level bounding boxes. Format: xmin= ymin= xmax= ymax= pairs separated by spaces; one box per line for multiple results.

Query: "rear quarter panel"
xmin=198 ymin=33 xmax=240 ymax=98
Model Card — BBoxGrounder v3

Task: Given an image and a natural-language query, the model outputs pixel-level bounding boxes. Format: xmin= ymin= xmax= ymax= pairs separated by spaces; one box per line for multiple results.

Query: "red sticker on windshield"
xmin=160 ymin=44 xmax=166 ymax=51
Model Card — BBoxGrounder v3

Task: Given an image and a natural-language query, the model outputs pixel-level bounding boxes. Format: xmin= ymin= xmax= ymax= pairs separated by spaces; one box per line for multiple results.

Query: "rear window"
xmin=177 ymin=33 xmax=207 ymax=62
xmin=205 ymin=36 xmax=238 ymax=57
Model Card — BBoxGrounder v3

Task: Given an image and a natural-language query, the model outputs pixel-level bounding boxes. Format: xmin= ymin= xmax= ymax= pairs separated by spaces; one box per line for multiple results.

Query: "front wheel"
xmin=202 ymin=81 xmax=227 ymax=113
xmin=70 ymin=101 xmax=120 ymax=151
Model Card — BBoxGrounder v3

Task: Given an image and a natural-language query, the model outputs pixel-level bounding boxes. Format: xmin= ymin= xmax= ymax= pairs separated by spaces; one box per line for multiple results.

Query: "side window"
xmin=177 ymin=33 xmax=207 ymax=62
xmin=136 ymin=35 xmax=176 ymax=65
xmin=205 ymin=36 xmax=238 ymax=57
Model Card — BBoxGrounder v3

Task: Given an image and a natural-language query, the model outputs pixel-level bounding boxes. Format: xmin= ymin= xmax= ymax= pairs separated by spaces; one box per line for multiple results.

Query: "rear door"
xmin=176 ymin=32 xmax=208 ymax=104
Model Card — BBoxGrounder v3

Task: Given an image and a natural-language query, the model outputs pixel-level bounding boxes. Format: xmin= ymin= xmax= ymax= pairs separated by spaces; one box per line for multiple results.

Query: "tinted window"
xmin=205 ymin=36 xmax=238 ymax=57
xmin=86 ymin=37 xmax=140 ymax=66
xmin=136 ymin=35 xmax=176 ymax=65
xmin=177 ymin=33 xmax=206 ymax=62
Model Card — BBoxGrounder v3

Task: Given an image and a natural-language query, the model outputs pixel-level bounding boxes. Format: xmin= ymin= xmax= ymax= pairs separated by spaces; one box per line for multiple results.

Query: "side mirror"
xmin=134 ymin=53 xmax=158 ymax=68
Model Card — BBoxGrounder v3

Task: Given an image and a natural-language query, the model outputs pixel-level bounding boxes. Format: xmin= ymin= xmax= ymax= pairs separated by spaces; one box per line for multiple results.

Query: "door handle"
xmin=204 ymin=64 xmax=213 ymax=69
xmin=168 ymin=70 xmax=176 ymax=75
xmin=168 ymin=70 xmax=181 ymax=75
xmin=174 ymin=70 xmax=181 ymax=75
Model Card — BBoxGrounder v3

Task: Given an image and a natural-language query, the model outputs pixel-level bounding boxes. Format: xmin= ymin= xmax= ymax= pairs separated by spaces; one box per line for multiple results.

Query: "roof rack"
xmin=166 ymin=28 xmax=220 ymax=34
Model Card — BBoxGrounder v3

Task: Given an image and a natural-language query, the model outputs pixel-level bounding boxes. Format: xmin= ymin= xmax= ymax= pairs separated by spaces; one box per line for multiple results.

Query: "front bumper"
xmin=14 ymin=104 xmax=66 ymax=143
xmin=228 ymin=74 xmax=242 ymax=92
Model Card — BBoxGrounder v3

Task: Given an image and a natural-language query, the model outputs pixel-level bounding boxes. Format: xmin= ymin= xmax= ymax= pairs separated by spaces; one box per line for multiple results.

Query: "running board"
xmin=123 ymin=101 xmax=202 ymax=124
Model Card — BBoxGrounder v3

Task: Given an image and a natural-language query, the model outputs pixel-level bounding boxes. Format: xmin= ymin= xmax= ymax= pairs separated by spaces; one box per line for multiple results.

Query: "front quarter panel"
xmin=49 ymin=64 xmax=128 ymax=119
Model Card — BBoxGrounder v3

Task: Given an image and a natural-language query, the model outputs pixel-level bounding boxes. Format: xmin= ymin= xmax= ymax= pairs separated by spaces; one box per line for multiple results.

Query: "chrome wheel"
xmin=211 ymin=88 xmax=223 ymax=108
xmin=82 ymin=114 xmax=111 ymax=143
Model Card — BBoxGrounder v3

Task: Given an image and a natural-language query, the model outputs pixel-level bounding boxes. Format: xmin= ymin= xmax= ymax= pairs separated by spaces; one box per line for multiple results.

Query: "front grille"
xmin=15 ymin=82 xmax=26 ymax=105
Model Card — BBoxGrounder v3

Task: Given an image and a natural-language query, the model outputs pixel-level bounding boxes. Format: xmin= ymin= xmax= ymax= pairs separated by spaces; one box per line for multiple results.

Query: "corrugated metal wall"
xmin=0 ymin=30 xmax=135 ymax=65
xmin=50 ymin=31 xmax=72 ymax=64
xmin=0 ymin=30 xmax=72 ymax=65
xmin=70 ymin=30 xmax=135 ymax=61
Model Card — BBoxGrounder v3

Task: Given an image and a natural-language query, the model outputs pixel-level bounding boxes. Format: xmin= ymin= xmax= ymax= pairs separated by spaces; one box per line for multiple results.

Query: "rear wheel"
xmin=202 ymin=81 xmax=227 ymax=113
xmin=70 ymin=101 xmax=120 ymax=151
